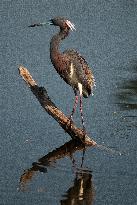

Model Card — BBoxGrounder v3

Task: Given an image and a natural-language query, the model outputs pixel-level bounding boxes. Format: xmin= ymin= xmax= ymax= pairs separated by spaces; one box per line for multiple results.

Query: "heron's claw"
xmin=65 ymin=115 xmax=73 ymax=131
xmin=69 ymin=114 xmax=73 ymax=122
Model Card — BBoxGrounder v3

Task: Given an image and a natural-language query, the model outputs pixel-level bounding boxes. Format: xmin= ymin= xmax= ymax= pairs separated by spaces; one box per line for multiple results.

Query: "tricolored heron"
xmin=29 ymin=17 xmax=95 ymax=131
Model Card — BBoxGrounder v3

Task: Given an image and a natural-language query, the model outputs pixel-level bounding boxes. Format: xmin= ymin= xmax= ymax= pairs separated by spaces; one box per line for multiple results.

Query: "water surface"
xmin=1 ymin=0 xmax=137 ymax=204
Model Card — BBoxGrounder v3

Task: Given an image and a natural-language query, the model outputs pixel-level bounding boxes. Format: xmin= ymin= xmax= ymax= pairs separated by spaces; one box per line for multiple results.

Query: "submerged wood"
xmin=18 ymin=65 xmax=97 ymax=146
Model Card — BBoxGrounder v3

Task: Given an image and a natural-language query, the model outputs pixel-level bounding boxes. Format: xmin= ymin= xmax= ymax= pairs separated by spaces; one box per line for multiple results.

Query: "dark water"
xmin=1 ymin=0 xmax=137 ymax=204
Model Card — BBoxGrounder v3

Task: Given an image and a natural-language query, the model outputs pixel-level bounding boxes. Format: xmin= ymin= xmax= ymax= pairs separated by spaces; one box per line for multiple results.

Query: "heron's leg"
xmin=80 ymin=95 xmax=86 ymax=132
xmin=66 ymin=90 xmax=78 ymax=130
xmin=70 ymin=90 xmax=79 ymax=119
xmin=81 ymin=148 xmax=86 ymax=168
xmin=70 ymin=153 xmax=77 ymax=173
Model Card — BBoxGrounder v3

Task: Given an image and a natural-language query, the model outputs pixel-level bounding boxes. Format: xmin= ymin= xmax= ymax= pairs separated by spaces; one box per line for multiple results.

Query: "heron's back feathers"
xmin=63 ymin=49 xmax=95 ymax=97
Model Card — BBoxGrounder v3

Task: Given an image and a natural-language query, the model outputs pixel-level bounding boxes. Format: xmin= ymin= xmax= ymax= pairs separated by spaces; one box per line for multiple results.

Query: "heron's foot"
xmin=69 ymin=114 xmax=73 ymax=121
xmin=66 ymin=115 xmax=73 ymax=130
xmin=69 ymin=115 xmax=74 ymax=128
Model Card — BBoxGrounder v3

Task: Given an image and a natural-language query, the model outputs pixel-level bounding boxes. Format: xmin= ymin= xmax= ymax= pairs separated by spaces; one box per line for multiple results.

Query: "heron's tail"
xmin=82 ymin=87 xmax=91 ymax=98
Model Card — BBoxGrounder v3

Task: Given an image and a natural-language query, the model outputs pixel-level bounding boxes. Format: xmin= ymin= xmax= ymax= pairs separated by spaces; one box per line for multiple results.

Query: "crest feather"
xmin=66 ymin=20 xmax=76 ymax=31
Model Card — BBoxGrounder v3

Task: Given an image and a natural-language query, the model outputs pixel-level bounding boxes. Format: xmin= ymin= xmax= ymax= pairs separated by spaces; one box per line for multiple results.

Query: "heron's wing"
xmin=63 ymin=49 xmax=95 ymax=96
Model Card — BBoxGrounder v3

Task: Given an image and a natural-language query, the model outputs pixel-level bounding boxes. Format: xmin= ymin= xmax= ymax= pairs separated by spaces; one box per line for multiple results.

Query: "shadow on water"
xmin=19 ymin=140 xmax=95 ymax=204
xmin=116 ymin=62 xmax=137 ymax=110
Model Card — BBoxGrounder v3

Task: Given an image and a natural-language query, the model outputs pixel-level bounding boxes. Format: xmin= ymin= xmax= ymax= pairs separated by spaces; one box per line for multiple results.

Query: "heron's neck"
xmin=50 ymin=28 xmax=69 ymax=59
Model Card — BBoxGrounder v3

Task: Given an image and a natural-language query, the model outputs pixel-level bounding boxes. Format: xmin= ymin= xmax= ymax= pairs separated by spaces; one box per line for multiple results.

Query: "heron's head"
xmin=50 ymin=17 xmax=76 ymax=31
xmin=29 ymin=17 xmax=76 ymax=31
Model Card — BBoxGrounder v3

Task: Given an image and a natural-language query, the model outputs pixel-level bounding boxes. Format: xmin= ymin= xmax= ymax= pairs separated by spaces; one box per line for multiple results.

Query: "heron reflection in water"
xmin=19 ymin=140 xmax=94 ymax=204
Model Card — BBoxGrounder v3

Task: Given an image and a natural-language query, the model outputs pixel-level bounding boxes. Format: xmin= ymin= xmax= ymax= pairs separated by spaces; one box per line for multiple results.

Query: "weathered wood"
xmin=19 ymin=65 xmax=97 ymax=146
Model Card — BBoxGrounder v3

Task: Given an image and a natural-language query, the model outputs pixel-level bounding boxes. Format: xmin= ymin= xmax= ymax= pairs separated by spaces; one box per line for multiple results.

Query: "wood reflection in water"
xmin=19 ymin=140 xmax=95 ymax=204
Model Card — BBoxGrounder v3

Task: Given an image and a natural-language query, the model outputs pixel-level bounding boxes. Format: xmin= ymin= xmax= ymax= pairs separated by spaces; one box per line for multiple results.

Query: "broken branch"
xmin=18 ymin=65 xmax=96 ymax=146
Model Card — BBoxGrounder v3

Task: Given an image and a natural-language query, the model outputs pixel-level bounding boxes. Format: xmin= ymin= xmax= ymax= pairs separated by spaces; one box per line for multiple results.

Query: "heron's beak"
xmin=28 ymin=21 xmax=52 ymax=27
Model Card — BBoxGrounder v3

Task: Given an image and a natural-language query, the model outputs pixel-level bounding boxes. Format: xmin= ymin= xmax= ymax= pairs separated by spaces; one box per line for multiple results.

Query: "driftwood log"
xmin=19 ymin=65 xmax=97 ymax=146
